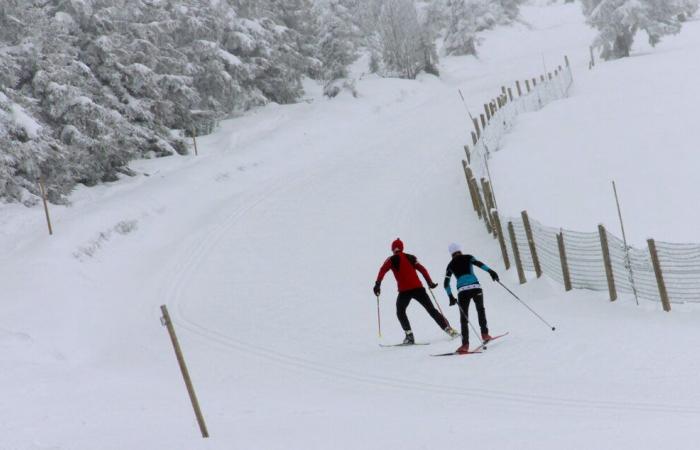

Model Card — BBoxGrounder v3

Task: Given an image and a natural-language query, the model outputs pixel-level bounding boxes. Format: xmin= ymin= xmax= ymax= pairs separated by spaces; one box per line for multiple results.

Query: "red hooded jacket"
xmin=376 ymin=252 xmax=435 ymax=293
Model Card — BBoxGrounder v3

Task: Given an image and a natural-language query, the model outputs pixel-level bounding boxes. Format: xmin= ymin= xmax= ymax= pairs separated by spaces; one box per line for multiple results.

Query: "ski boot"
xmin=403 ymin=331 xmax=415 ymax=345
xmin=445 ymin=327 xmax=460 ymax=338
xmin=481 ymin=332 xmax=493 ymax=344
xmin=456 ymin=343 xmax=470 ymax=354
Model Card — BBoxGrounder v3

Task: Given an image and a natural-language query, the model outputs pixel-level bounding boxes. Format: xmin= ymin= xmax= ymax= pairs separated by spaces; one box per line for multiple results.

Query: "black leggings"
xmin=457 ymin=289 xmax=488 ymax=345
xmin=396 ymin=288 xmax=449 ymax=332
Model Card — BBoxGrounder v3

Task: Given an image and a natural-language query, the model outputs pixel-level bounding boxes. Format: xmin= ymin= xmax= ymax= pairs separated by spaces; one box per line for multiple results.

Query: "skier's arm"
xmin=415 ymin=262 xmax=436 ymax=286
xmin=471 ymin=256 xmax=499 ymax=282
xmin=374 ymin=258 xmax=391 ymax=296
xmin=443 ymin=266 xmax=454 ymax=296
xmin=376 ymin=258 xmax=392 ymax=284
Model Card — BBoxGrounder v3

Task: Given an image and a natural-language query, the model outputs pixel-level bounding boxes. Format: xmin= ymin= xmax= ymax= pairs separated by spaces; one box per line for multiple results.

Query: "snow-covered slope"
xmin=2 ymin=4 xmax=700 ymax=450
xmin=492 ymin=17 xmax=700 ymax=245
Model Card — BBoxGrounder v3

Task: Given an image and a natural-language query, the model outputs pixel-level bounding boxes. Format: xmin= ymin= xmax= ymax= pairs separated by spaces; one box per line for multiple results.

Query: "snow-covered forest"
xmin=0 ymin=0 xmax=525 ymax=204
xmin=0 ymin=0 xmax=696 ymax=205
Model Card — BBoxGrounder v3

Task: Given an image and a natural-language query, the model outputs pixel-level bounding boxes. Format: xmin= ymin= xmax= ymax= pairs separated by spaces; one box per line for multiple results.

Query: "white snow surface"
xmin=491 ymin=17 xmax=700 ymax=245
xmin=2 ymin=4 xmax=700 ymax=449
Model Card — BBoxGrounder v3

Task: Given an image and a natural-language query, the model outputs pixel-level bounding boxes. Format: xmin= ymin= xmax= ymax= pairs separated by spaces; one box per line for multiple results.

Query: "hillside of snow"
xmin=2 ymin=4 xmax=700 ymax=450
xmin=492 ymin=17 xmax=700 ymax=245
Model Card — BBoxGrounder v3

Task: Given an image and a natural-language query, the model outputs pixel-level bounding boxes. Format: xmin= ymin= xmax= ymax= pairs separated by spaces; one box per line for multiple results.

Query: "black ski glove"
xmin=373 ymin=282 xmax=381 ymax=296
xmin=428 ymin=281 xmax=438 ymax=289
xmin=488 ymin=269 xmax=499 ymax=282
xmin=449 ymin=295 xmax=457 ymax=306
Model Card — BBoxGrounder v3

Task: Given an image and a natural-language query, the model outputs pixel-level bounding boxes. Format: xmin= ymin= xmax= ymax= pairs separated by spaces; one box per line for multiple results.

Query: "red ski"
xmin=475 ymin=332 xmax=509 ymax=351
xmin=430 ymin=349 xmax=482 ymax=357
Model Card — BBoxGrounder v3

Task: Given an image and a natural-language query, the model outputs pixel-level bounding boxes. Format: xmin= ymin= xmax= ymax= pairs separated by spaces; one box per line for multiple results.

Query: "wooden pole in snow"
xmin=160 ymin=305 xmax=209 ymax=438
xmin=38 ymin=176 xmax=53 ymax=236
xmin=191 ymin=128 xmax=199 ymax=156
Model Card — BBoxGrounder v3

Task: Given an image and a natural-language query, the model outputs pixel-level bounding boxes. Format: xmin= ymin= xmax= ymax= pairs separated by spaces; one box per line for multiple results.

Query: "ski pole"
xmin=376 ymin=294 xmax=382 ymax=338
xmin=427 ymin=288 xmax=447 ymax=319
xmin=498 ymin=281 xmax=556 ymax=331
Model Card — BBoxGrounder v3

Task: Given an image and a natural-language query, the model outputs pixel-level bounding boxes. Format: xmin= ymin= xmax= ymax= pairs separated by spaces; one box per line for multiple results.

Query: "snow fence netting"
xmin=462 ymin=62 xmax=700 ymax=307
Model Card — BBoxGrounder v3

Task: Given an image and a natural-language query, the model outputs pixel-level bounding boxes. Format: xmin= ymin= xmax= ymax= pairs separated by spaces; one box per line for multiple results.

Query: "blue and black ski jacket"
xmin=444 ymin=254 xmax=492 ymax=296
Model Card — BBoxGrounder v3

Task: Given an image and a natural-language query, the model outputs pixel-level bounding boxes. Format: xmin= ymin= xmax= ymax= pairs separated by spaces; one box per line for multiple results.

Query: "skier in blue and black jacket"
xmin=444 ymin=243 xmax=499 ymax=354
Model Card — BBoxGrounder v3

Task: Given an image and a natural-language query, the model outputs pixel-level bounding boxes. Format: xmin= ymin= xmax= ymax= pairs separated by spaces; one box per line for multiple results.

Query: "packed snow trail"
xmin=3 ymin=5 xmax=700 ymax=450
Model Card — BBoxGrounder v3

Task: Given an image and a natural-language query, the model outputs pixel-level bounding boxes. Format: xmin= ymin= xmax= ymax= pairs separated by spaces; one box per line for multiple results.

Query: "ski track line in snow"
xmin=157 ymin=169 xmax=700 ymax=417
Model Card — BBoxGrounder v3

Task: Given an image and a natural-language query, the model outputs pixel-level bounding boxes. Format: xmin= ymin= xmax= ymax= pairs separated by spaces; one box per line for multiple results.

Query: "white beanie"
xmin=448 ymin=243 xmax=462 ymax=255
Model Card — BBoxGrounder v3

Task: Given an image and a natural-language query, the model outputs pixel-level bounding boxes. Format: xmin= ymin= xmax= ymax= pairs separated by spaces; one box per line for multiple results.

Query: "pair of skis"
xmin=430 ymin=332 xmax=509 ymax=356
xmin=378 ymin=332 xmax=509 ymax=355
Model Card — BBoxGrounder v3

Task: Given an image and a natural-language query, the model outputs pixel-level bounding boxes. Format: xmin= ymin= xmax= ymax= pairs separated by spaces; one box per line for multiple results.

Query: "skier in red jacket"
xmin=374 ymin=238 xmax=459 ymax=344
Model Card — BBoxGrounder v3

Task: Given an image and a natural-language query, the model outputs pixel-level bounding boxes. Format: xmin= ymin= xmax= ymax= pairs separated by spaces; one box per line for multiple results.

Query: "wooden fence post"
xmin=508 ymin=221 xmax=526 ymax=284
xmin=38 ymin=176 xmax=53 ymax=236
xmin=516 ymin=81 xmax=522 ymax=97
xmin=491 ymin=210 xmax=511 ymax=270
xmin=473 ymin=118 xmax=481 ymax=138
xmin=474 ymin=184 xmax=493 ymax=235
xmin=525 ymin=79 xmax=531 ymax=93
xmin=480 ymin=113 xmax=486 ymax=129
xmin=564 ymin=55 xmax=570 ymax=67
xmin=482 ymin=179 xmax=497 ymax=238
xmin=540 ymin=75 xmax=546 ymax=82
xmin=647 ymin=239 xmax=671 ymax=312
xmin=469 ymin=177 xmax=483 ymax=219
xmin=521 ymin=210 xmax=542 ymax=278
xmin=532 ymin=78 xmax=537 ymax=87
xmin=507 ymin=88 xmax=514 ymax=102
xmin=557 ymin=231 xmax=572 ymax=291
xmin=462 ymin=161 xmax=480 ymax=216
xmin=191 ymin=128 xmax=199 ymax=156
xmin=484 ymin=103 xmax=491 ymax=121
xmin=160 ymin=305 xmax=209 ymax=438
xmin=598 ymin=224 xmax=617 ymax=302
xmin=463 ymin=145 xmax=471 ymax=164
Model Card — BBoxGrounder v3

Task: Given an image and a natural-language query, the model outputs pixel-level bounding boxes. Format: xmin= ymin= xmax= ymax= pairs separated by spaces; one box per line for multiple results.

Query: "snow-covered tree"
xmin=582 ymin=0 xmax=694 ymax=60
xmin=376 ymin=0 xmax=437 ymax=79
xmin=443 ymin=0 xmax=523 ymax=56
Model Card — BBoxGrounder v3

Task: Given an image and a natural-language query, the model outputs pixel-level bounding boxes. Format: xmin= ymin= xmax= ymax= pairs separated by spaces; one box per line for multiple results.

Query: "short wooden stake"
xmin=532 ymin=78 xmax=537 ymax=87
xmin=525 ymin=79 xmax=531 ymax=92
xmin=516 ymin=81 xmax=522 ymax=97
xmin=473 ymin=118 xmax=481 ymax=138
xmin=598 ymin=224 xmax=617 ymax=302
xmin=38 ymin=176 xmax=53 ymax=236
xmin=160 ymin=305 xmax=209 ymax=438
xmin=507 ymin=88 xmax=514 ymax=102
xmin=471 ymin=131 xmax=478 ymax=146
xmin=191 ymin=128 xmax=199 ymax=156
xmin=521 ymin=210 xmax=542 ymax=278
xmin=557 ymin=231 xmax=572 ymax=291
xmin=647 ymin=239 xmax=671 ymax=312
xmin=463 ymin=145 xmax=471 ymax=163
xmin=480 ymin=113 xmax=486 ymax=129
xmin=508 ymin=221 xmax=527 ymax=284
xmin=564 ymin=55 xmax=570 ymax=67
xmin=558 ymin=65 xmax=562 ymax=72
xmin=491 ymin=210 xmax=511 ymax=269
xmin=540 ymin=75 xmax=545 ymax=82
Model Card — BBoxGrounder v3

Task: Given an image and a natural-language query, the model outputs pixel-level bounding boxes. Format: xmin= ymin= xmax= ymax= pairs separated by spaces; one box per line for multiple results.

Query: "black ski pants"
xmin=396 ymin=288 xmax=449 ymax=332
xmin=457 ymin=288 xmax=488 ymax=345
